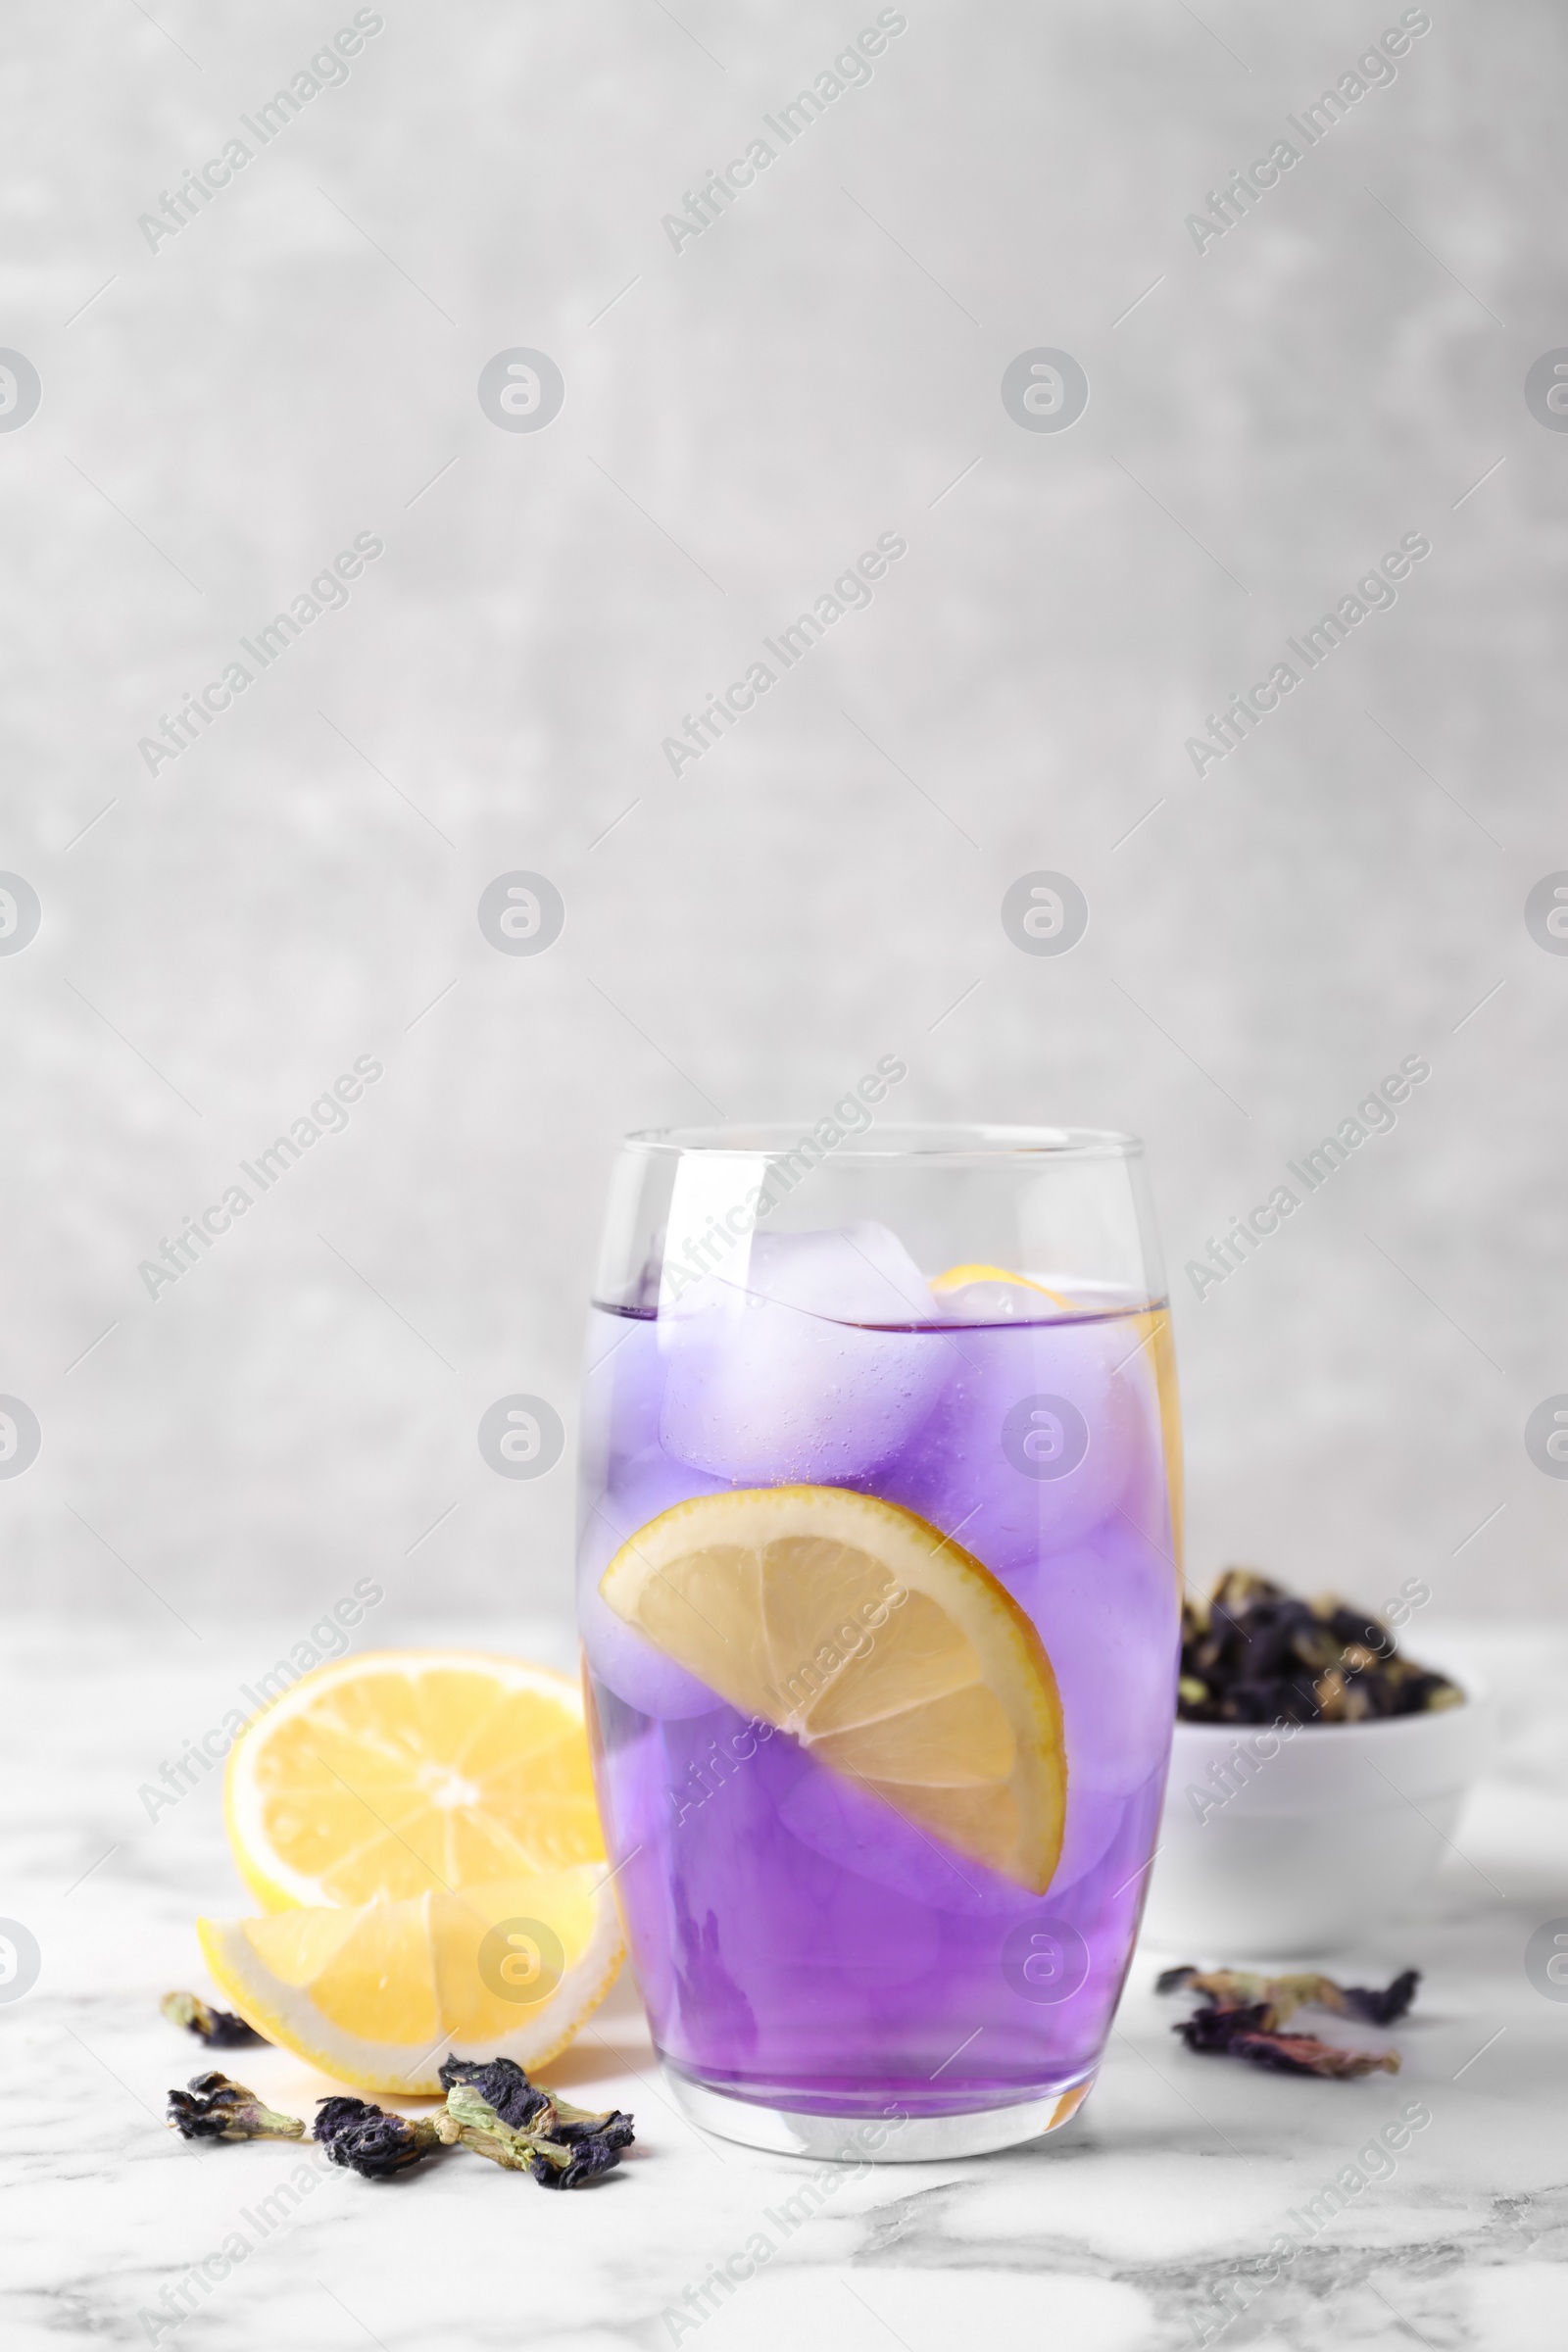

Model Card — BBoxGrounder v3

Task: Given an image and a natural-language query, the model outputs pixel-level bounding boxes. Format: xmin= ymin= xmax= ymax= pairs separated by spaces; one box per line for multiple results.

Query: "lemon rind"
xmin=929 ymin=1262 xmax=1073 ymax=1310
xmin=197 ymin=1872 xmax=625 ymax=2096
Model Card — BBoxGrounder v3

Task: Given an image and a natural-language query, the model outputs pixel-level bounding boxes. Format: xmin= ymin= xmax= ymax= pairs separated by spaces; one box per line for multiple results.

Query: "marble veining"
xmin=2 ymin=1619 xmax=1565 ymax=2350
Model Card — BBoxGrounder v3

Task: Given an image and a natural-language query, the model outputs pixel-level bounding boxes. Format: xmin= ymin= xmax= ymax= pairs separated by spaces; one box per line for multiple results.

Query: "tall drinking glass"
xmin=577 ymin=1123 xmax=1182 ymax=2158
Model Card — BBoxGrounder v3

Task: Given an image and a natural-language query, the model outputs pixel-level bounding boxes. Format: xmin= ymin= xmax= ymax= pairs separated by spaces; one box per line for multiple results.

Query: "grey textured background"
xmin=1 ymin=0 xmax=1563 ymax=1641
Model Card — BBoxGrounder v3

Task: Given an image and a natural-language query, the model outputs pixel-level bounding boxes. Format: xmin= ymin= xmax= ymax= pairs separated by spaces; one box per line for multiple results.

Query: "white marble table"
xmin=4 ymin=1618 xmax=1566 ymax=2351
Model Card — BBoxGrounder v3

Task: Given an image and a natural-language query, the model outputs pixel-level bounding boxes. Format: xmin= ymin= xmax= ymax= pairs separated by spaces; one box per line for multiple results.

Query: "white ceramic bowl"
xmin=1139 ymin=1658 xmax=1494 ymax=1959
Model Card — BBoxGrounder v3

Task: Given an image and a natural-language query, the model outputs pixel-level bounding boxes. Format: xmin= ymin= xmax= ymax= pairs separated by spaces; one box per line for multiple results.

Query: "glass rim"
xmin=619 ymin=1120 xmax=1143 ymax=1162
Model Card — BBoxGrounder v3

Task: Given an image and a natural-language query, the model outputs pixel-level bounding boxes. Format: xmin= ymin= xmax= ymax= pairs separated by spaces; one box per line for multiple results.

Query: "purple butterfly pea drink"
xmin=578 ymin=1127 xmax=1182 ymax=2159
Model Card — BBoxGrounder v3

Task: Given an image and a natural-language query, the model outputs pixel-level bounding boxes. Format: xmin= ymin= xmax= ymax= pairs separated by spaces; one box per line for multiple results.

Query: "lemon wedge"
xmin=223 ymin=1649 xmax=604 ymax=1913
xmin=198 ymin=1870 xmax=623 ymax=2093
xmin=599 ymin=1486 xmax=1066 ymax=1893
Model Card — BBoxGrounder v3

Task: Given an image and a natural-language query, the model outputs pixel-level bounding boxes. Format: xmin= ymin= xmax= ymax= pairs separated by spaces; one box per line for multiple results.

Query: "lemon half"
xmin=223 ymin=1649 xmax=604 ymax=1913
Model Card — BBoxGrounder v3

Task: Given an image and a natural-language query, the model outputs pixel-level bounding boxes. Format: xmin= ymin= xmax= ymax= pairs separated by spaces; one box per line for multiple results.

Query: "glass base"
xmin=662 ymin=2067 xmax=1095 ymax=2162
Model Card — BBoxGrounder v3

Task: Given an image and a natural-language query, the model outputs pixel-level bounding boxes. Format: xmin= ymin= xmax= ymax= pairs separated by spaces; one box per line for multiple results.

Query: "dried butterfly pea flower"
xmin=527 ymin=2132 xmax=621 ymax=2188
xmin=314 ymin=2097 xmax=444 ymax=2177
xmin=166 ymin=2073 xmax=305 ymax=2141
xmin=1155 ymin=1965 xmax=1419 ymax=2032
xmin=1293 ymin=1623 xmax=1344 ymax=1676
xmin=550 ymin=2094 xmax=636 ymax=2150
xmin=162 ymin=2048 xmax=634 ymax=2187
xmin=1209 ymin=1568 xmax=1275 ymax=1616
xmin=1174 ymin=2001 xmax=1400 ymax=2078
xmin=438 ymin=2059 xmax=632 ymax=2147
xmin=438 ymin=2054 xmax=551 ymax=2131
xmin=1178 ymin=1569 xmax=1460 ymax=1726
xmin=1314 ymin=1668 xmax=1348 ymax=1721
xmin=436 ymin=2081 xmax=538 ymax=2171
xmin=1158 ymin=1963 xmax=1417 ymax=2078
xmin=161 ymin=1990 xmax=265 ymax=2049
xmin=1319 ymin=1602 xmax=1388 ymax=1652
xmin=1332 ymin=1967 xmax=1420 ymax=2027
xmin=316 ymin=2095 xmax=444 ymax=2173
xmin=435 ymin=2072 xmax=633 ymax=2186
xmin=329 ymin=2114 xmax=444 ymax=2178
xmin=1406 ymin=1675 xmax=1462 ymax=1713
xmin=314 ymin=2096 xmax=383 ymax=2145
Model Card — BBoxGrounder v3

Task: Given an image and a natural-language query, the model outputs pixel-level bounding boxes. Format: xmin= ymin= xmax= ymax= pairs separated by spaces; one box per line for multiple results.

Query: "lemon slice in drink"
xmin=198 ymin=1870 xmax=623 ymax=2093
xmin=600 ymin=1487 xmax=1066 ymax=1894
xmin=224 ymin=1650 xmax=604 ymax=1913
xmin=931 ymin=1262 xmax=1073 ymax=1311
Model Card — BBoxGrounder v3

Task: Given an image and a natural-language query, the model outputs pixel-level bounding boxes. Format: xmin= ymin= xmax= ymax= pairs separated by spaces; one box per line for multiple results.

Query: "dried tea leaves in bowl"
xmin=1178 ymin=1570 xmax=1462 ymax=1726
